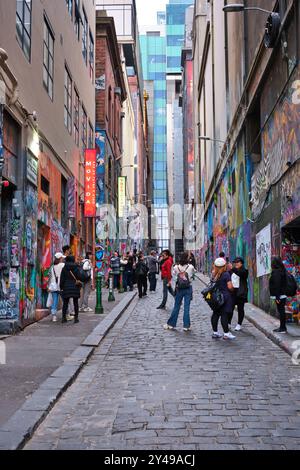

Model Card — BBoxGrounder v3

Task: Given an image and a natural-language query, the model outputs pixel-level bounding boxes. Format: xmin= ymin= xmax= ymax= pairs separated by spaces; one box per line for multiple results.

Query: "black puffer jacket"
xmin=232 ymin=266 xmax=249 ymax=301
xmin=60 ymin=262 xmax=84 ymax=299
xmin=269 ymin=268 xmax=287 ymax=300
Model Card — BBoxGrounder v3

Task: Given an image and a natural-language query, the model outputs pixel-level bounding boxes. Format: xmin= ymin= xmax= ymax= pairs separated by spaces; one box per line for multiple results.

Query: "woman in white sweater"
xmin=164 ymin=252 xmax=196 ymax=332
xmin=47 ymin=253 xmax=65 ymax=322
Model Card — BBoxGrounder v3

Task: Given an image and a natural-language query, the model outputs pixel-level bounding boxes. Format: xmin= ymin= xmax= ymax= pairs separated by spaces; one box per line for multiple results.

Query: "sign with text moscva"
xmin=84 ymin=149 xmax=97 ymax=217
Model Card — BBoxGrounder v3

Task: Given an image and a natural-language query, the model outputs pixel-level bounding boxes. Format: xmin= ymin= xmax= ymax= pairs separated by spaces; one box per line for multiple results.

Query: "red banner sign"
xmin=84 ymin=149 xmax=97 ymax=218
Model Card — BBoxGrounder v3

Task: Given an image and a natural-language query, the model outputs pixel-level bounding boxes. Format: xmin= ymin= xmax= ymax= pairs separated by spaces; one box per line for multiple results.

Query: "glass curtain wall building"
xmin=140 ymin=27 xmax=169 ymax=251
xmin=166 ymin=0 xmax=193 ymax=73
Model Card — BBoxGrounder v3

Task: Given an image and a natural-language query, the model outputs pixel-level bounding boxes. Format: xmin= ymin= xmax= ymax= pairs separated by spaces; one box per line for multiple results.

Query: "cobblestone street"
xmin=25 ymin=282 xmax=300 ymax=450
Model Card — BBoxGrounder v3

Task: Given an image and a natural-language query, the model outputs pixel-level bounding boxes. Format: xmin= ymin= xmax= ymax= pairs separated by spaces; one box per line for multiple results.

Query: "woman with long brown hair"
xmin=211 ymin=258 xmax=235 ymax=340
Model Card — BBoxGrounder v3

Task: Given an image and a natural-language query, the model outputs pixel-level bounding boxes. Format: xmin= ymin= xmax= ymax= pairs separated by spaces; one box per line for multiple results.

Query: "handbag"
xmin=70 ymin=270 xmax=83 ymax=287
xmin=201 ymin=280 xmax=225 ymax=311
xmin=46 ymin=292 xmax=53 ymax=308
xmin=48 ymin=266 xmax=59 ymax=292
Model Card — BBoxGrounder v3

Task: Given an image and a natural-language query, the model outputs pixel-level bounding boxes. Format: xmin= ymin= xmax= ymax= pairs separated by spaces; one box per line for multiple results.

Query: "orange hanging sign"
xmin=84 ymin=149 xmax=97 ymax=217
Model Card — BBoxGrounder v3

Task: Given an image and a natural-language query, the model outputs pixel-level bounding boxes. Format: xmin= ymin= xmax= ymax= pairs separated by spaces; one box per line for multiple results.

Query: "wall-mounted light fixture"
xmin=223 ymin=4 xmax=281 ymax=49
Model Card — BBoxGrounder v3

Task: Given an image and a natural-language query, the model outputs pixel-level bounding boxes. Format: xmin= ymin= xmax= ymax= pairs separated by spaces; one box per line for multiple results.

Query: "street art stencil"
xmin=256 ymin=224 xmax=272 ymax=278
xmin=95 ymin=130 xmax=105 ymax=205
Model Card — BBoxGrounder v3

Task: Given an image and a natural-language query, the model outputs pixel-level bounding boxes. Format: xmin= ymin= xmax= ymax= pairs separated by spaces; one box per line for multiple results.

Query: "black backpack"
xmin=285 ymin=272 xmax=298 ymax=297
xmin=201 ymin=281 xmax=225 ymax=311
xmin=176 ymin=266 xmax=191 ymax=290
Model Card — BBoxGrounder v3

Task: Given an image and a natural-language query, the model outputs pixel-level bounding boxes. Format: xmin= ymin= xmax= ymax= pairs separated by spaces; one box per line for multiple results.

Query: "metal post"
xmin=108 ymin=271 xmax=115 ymax=302
xmin=95 ymin=272 xmax=104 ymax=314
xmin=119 ymin=266 xmax=125 ymax=293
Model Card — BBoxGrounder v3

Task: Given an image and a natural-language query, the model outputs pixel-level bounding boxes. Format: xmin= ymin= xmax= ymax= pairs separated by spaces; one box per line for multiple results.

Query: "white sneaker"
xmin=234 ymin=324 xmax=242 ymax=331
xmin=52 ymin=315 xmax=57 ymax=322
xmin=84 ymin=307 xmax=93 ymax=312
xmin=212 ymin=332 xmax=223 ymax=339
xmin=223 ymin=332 xmax=236 ymax=340
xmin=79 ymin=307 xmax=85 ymax=312
xmin=66 ymin=314 xmax=74 ymax=321
xmin=163 ymin=324 xmax=175 ymax=330
xmin=183 ymin=327 xmax=191 ymax=332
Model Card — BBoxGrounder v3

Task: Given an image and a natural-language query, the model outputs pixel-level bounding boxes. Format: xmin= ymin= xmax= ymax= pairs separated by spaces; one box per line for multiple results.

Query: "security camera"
xmin=32 ymin=111 xmax=37 ymax=122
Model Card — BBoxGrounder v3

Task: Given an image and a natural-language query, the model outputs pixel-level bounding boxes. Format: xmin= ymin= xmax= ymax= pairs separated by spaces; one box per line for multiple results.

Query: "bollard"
xmin=119 ymin=266 xmax=125 ymax=293
xmin=95 ymin=272 xmax=104 ymax=314
xmin=108 ymin=272 xmax=115 ymax=302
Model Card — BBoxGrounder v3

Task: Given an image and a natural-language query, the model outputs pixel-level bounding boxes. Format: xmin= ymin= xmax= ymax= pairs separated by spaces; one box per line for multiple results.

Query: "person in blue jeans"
xmin=47 ymin=253 xmax=65 ymax=322
xmin=163 ymin=252 xmax=196 ymax=332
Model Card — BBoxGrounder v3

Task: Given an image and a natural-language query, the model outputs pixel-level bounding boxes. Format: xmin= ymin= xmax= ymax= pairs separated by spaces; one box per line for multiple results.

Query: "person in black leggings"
xmin=60 ymin=256 xmax=84 ymax=324
xmin=228 ymin=257 xmax=248 ymax=331
xmin=211 ymin=258 xmax=235 ymax=340
xmin=269 ymin=257 xmax=288 ymax=333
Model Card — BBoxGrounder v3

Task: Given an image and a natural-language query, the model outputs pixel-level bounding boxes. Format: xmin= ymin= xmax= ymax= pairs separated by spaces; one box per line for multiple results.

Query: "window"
xmin=66 ymin=0 xmax=73 ymax=18
xmin=82 ymin=8 xmax=88 ymax=64
xmin=41 ymin=175 xmax=50 ymax=195
xmin=43 ymin=18 xmax=54 ymax=100
xmin=88 ymin=122 xmax=94 ymax=149
xmin=16 ymin=0 xmax=32 ymax=61
xmin=64 ymin=67 xmax=72 ymax=133
xmin=81 ymin=105 xmax=87 ymax=152
xmin=167 ymin=56 xmax=181 ymax=69
xmin=89 ymin=30 xmax=94 ymax=82
xmin=74 ymin=88 xmax=80 ymax=146
xmin=74 ymin=0 xmax=80 ymax=40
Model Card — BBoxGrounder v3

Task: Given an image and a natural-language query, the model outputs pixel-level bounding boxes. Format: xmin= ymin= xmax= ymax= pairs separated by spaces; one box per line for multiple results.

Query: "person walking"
xmin=163 ymin=252 xmax=196 ymax=332
xmin=147 ymin=250 xmax=159 ymax=293
xmin=211 ymin=257 xmax=236 ymax=340
xmin=60 ymin=256 xmax=85 ymax=324
xmin=269 ymin=256 xmax=288 ymax=333
xmin=135 ymin=253 xmax=149 ymax=298
xmin=47 ymin=253 xmax=65 ymax=322
xmin=228 ymin=257 xmax=249 ymax=331
xmin=110 ymin=252 xmax=121 ymax=289
xmin=79 ymin=253 xmax=93 ymax=312
xmin=157 ymin=250 xmax=175 ymax=310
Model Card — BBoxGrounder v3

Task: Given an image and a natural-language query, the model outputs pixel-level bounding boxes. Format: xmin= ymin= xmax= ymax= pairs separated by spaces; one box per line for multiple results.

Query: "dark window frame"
xmin=74 ymin=87 xmax=80 ymax=146
xmin=16 ymin=0 xmax=32 ymax=61
xmin=89 ymin=30 xmax=94 ymax=82
xmin=43 ymin=16 xmax=55 ymax=100
xmin=81 ymin=105 xmax=87 ymax=153
xmin=64 ymin=66 xmax=72 ymax=134
xmin=82 ymin=7 xmax=88 ymax=64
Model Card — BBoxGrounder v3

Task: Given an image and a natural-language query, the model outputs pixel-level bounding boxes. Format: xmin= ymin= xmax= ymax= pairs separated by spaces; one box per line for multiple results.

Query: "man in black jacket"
xmin=135 ymin=254 xmax=149 ymax=298
xmin=228 ymin=257 xmax=248 ymax=331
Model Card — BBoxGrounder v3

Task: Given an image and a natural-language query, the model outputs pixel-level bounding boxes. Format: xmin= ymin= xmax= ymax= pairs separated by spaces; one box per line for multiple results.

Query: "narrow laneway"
xmin=25 ymin=282 xmax=300 ymax=450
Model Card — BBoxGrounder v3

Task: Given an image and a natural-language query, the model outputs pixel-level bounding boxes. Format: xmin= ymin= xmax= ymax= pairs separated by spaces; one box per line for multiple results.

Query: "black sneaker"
xmin=273 ymin=327 xmax=287 ymax=333
xmin=157 ymin=305 xmax=166 ymax=310
xmin=74 ymin=318 xmax=79 ymax=324
xmin=62 ymin=317 xmax=67 ymax=324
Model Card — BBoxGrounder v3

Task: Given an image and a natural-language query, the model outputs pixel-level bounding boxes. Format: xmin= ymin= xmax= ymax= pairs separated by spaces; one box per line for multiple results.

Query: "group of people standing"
xmin=109 ymin=250 xmax=162 ymax=299
xmin=47 ymin=246 xmax=93 ymax=324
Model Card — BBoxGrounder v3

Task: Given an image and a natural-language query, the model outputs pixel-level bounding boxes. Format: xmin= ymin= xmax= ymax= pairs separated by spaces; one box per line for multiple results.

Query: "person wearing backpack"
xmin=163 ymin=252 xmax=196 ymax=332
xmin=135 ymin=253 xmax=149 ymax=298
xmin=210 ymin=258 xmax=235 ymax=340
xmin=79 ymin=253 xmax=93 ymax=312
xmin=47 ymin=253 xmax=65 ymax=322
xmin=60 ymin=256 xmax=86 ymax=324
xmin=269 ymin=256 xmax=294 ymax=333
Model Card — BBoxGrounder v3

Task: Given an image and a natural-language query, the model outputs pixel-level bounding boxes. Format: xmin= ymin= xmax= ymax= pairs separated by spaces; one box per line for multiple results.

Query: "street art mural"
xmin=251 ymin=66 xmax=300 ymax=219
xmin=185 ymin=60 xmax=195 ymax=201
xmin=20 ymin=184 xmax=38 ymax=321
xmin=256 ymin=224 xmax=272 ymax=278
xmin=67 ymin=176 xmax=76 ymax=218
xmin=95 ymin=130 xmax=106 ymax=205
xmin=282 ymin=242 xmax=300 ymax=324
